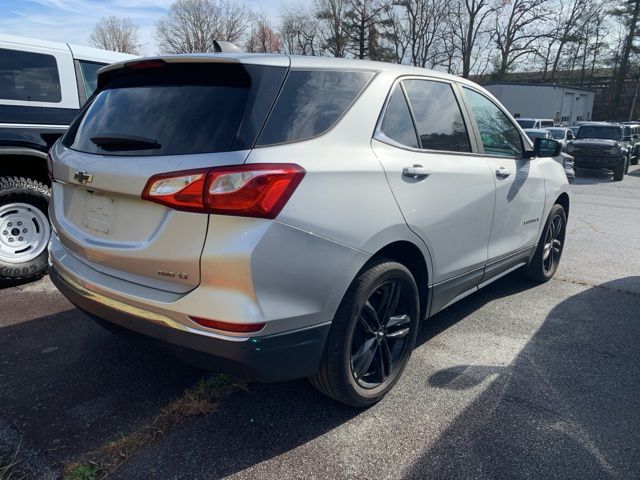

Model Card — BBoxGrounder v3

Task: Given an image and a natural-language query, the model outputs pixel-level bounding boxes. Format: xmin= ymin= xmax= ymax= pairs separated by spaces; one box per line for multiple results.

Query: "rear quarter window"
xmin=256 ymin=70 xmax=374 ymax=146
xmin=0 ymin=48 xmax=61 ymax=103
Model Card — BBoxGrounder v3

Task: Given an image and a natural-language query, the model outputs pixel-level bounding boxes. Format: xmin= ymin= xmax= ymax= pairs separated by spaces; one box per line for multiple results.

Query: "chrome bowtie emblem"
xmin=74 ymin=171 xmax=94 ymax=184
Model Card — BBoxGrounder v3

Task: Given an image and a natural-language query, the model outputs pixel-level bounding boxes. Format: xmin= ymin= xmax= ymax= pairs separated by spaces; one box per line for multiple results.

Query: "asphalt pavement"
xmin=1 ymin=166 xmax=639 ymax=479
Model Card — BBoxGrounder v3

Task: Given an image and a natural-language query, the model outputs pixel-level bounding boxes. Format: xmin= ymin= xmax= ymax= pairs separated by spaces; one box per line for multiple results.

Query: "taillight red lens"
xmin=205 ymin=164 xmax=305 ymax=219
xmin=141 ymin=164 xmax=305 ymax=219
xmin=141 ymin=169 xmax=208 ymax=212
xmin=189 ymin=317 xmax=266 ymax=333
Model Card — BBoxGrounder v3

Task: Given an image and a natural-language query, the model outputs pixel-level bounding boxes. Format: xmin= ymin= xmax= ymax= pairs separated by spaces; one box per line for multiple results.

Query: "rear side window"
xmin=63 ymin=63 xmax=287 ymax=156
xmin=0 ymin=48 xmax=61 ymax=103
xmin=402 ymin=79 xmax=472 ymax=153
xmin=78 ymin=60 xmax=105 ymax=99
xmin=463 ymin=87 xmax=524 ymax=158
xmin=257 ymin=70 xmax=374 ymax=146
xmin=379 ymin=85 xmax=418 ymax=148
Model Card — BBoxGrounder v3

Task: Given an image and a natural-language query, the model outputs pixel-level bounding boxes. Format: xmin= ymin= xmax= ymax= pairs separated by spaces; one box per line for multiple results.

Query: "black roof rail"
xmin=212 ymin=41 xmax=243 ymax=53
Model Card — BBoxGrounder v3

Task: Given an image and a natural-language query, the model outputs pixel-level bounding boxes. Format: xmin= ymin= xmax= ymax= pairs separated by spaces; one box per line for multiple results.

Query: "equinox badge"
xmin=74 ymin=170 xmax=94 ymax=184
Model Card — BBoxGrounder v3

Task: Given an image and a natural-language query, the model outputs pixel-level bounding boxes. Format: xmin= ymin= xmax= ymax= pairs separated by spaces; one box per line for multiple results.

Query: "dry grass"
xmin=64 ymin=374 xmax=246 ymax=480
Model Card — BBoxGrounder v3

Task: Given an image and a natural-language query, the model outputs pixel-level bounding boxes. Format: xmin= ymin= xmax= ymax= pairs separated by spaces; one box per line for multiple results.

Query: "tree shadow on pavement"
xmin=403 ymin=276 xmax=640 ymax=479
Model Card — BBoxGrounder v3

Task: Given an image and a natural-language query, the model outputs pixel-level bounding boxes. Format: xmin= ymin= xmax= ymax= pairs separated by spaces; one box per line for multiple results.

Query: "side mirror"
xmin=533 ymin=137 xmax=561 ymax=157
xmin=633 ymin=134 xmax=639 ymax=139
xmin=567 ymin=132 xmax=574 ymax=140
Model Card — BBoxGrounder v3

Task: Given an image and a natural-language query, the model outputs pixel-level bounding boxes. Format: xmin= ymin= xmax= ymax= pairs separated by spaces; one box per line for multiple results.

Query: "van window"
xmin=257 ymin=70 xmax=374 ymax=146
xmin=78 ymin=60 xmax=106 ymax=99
xmin=463 ymin=87 xmax=524 ymax=157
xmin=0 ymin=48 xmax=61 ymax=103
xmin=378 ymin=85 xmax=418 ymax=148
xmin=402 ymin=79 xmax=472 ymax=153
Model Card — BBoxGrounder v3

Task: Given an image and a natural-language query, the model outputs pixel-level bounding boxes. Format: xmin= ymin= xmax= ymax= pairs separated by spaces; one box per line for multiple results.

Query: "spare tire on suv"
xmin=0 ymin=177 xmax=51 ymax=283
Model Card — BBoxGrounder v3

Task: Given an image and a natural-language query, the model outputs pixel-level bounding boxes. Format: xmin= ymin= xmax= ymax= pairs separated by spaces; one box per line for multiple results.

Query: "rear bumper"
xmin=50 ymin=265 xmax=330 ymax=381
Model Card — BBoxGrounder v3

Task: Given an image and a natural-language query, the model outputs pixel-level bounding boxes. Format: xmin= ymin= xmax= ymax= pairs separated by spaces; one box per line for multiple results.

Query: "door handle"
xmin=402 ymin=165 xmax=431 ymax=178
xmin=495 ymin=167 xmax=511 ymax=178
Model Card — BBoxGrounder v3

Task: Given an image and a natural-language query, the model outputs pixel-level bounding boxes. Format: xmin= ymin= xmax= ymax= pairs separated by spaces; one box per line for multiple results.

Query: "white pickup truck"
xmin=0 ymin=34 xmax=135 ymax=282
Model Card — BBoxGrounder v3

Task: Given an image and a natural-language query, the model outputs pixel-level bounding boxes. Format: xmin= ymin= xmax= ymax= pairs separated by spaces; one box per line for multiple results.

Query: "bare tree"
xmin=343 ymin=0 xmax=392 ymax=59
xmin=156 ymin=0 xmax=252 ymax=53
xmin=245 ymin=14 xmax=283 ymax=53
xmin=89 ymin=16 xmax=141 ymax=54
xmin=280 ymin=4 xmax=319 ymax=55
xmin=389 ymin=0 xmax=449 ymax=67
xmin=545 ymin=0 xmax=590 ymax=81
xmin=448 ymin=0 xmax=497 ymax=78
xmin=316 ymin=0 xmax=349 ymax=57
xmin=492 ymin=0 xmax=549 ymax=78
xmin=611 ymin=0 xmax=640 ymax=107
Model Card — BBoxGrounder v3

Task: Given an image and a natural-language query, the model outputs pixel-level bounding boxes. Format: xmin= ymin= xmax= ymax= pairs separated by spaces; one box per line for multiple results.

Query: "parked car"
xmin=524 ymin=129 xmax=574 ymax=182
xmin=48 ymin=54 xmax=570 ymax=407
xmin=546 ymin=127 xmax=575 ymax=149
xmin=0 ymin=34 xmax=135 ymax=282
xmin=621 ymin=122 xmax=640 ymax=165
xmin=566 ymin=123 xmax=631 ymax=181
xmin=516 ymin=118 xmax=555 ymax=129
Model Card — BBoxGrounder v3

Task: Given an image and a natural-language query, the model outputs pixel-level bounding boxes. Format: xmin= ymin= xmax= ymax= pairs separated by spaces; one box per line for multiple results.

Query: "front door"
xmin=461 ymin=87 xmax=546 ymax=276
xmin=372 ymin=79 xmax=496 ymax=312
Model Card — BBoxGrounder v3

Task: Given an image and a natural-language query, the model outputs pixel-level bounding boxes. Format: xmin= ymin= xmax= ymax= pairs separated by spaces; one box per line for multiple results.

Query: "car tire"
xmin=613 ymin=158 xmax=625 ymax=181
xmin=522 ymin=204 xmax=567 ymax=283
xmin=0 ymin=176 xmax=51 ymax=284
xmin=310 ymin=258 xmax=419 ymax=407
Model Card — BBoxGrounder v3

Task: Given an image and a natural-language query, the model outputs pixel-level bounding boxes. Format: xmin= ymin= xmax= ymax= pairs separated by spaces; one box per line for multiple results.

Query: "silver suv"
xmin=49 ymin=55 xmax=570 ymax=406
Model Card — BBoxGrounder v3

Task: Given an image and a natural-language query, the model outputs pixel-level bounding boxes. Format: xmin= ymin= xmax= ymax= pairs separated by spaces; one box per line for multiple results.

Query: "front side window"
xmin=257 ymin=70 xmax=374 ymax=146
xmin=0 ymin=48 xmax=61 ymax=102
xmin=378 ymin=85 xmax=418 ymax=148
xmin=403 ymin=79 xmax=471 ymax=153
xmin=463 ymin=87 xmax=524 ymax=158
xmin=78 ymin=60 xmax=106 ymax=99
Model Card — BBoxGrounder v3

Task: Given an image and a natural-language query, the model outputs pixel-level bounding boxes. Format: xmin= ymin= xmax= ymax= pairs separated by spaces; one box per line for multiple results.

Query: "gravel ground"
xmin=1 ymin=166 xmax=638 ymax=479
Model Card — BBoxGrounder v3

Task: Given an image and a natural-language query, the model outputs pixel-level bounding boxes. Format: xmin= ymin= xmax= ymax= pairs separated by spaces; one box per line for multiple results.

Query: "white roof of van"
xmin=0 ymin=34 xmax=137 ymax=63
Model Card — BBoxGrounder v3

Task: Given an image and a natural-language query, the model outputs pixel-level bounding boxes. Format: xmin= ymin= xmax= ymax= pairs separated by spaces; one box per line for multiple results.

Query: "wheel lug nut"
xmin=2 ymin=230 xmax=7 ymax=235
xmin=22 ymin=229 xmax=27 ymax=233
xmin=8 ymin=238 xmax=14 ymax=242
xmin=18 ymin=236 xmax=23 ymax=241
xmin=7 ymin=222 xmax=12 ymax=227
xmin=17 ymin=221 xmax=22 ymax=226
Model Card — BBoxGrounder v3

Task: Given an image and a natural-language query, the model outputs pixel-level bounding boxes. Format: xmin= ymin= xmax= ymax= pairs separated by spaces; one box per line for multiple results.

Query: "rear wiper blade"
xmin=90 ymin=134 xmax=161 ymax=151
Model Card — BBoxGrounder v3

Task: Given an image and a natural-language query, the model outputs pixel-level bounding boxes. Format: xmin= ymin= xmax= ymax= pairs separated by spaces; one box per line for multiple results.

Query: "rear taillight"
xmin=141 ymin=164 xmax=305 ymax=219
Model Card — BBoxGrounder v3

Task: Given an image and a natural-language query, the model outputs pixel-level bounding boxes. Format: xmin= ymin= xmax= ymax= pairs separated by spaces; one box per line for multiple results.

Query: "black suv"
xmin=566 ymin=123 xmax=631 ymax=181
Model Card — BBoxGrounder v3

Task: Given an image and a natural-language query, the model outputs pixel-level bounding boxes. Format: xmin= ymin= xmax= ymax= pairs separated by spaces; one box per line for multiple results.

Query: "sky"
xmin=0 ymin=0 xmax=287 ymax=55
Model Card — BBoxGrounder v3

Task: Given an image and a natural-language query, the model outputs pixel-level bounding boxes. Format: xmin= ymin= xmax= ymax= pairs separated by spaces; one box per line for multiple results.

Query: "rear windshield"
xmin=63 ymin=62 xmax=286 ymax=156
xmin=548 ymin=129 xmax=565 ymax=139
xmin=256 ymin=70 xmax=374 ymax=146
xmin=576 ymin=126 xmax=622 ymax=140
xmin=516 ymin=119 xmax=535 ymax=128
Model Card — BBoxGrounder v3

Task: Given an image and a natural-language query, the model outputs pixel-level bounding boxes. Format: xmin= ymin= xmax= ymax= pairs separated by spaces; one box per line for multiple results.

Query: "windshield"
xmin=516 ymin=119 xmax=535 ymax=128
xmin=548 ymin=129 xmax=565 ymax=139
xmin=576 ymin=126 xmax=622 ymax=140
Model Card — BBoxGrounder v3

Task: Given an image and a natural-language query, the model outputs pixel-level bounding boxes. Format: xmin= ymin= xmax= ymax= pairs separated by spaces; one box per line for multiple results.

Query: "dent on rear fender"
xmin=251 ymin=221 xmax=370 ymax=328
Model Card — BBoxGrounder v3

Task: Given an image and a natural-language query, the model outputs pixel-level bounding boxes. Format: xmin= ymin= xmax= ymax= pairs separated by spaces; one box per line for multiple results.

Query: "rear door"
xmin=372 ymin=78 xmax=496 ymax=312
xmin=50 ymin=59 xmax=287 ymax=293
xmin=460 ymin=86 xmax=546 ymax=276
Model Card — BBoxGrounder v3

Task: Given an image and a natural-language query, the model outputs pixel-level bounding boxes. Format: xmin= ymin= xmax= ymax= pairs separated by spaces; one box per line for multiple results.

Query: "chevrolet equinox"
xmin=48 ymin=54 xmax=570 ymax=407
